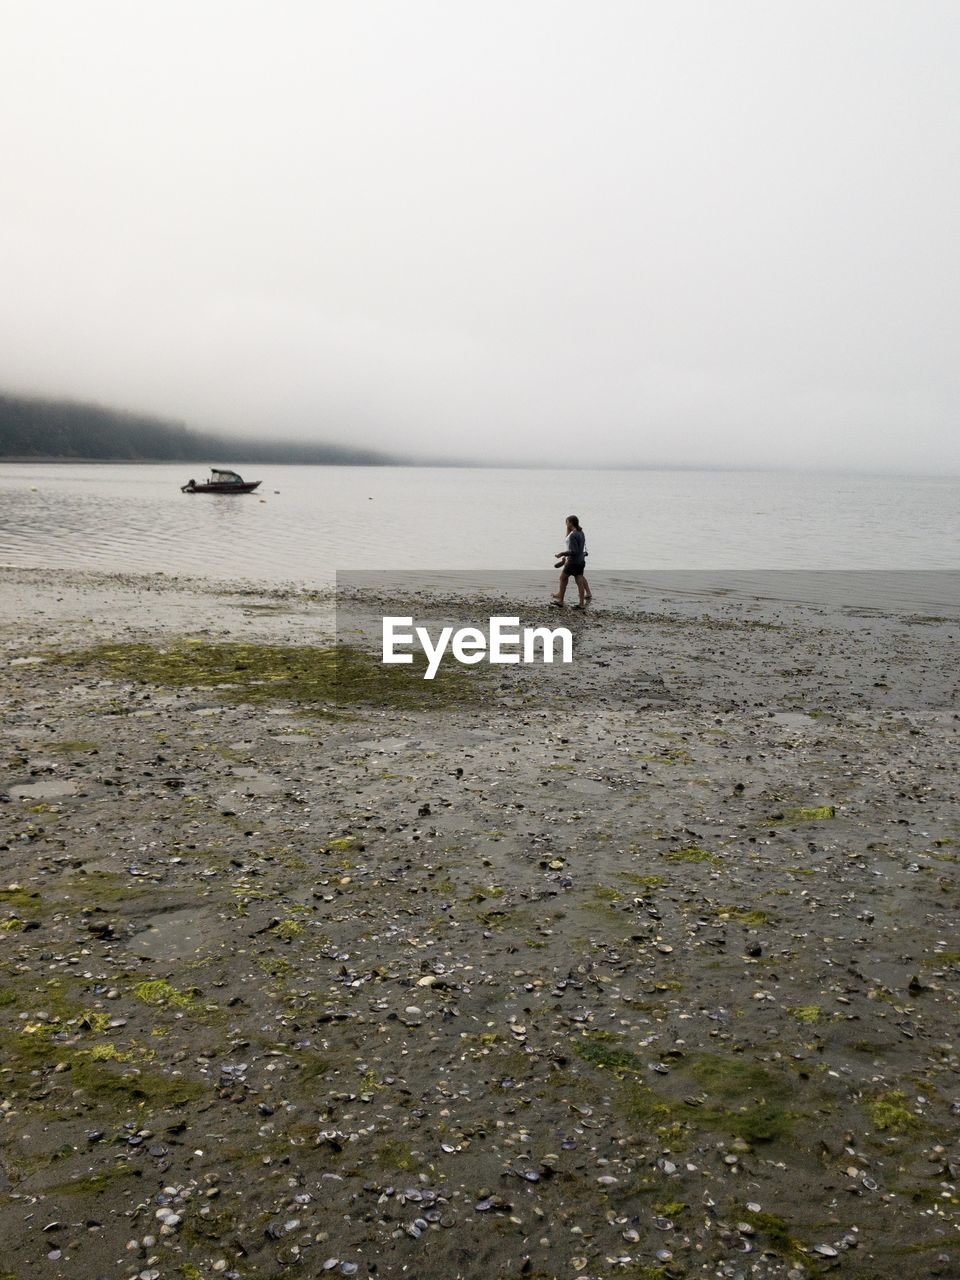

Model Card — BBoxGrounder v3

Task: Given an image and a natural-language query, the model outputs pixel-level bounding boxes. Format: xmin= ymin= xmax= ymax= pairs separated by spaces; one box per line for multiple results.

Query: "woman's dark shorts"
xmin=562 ymin=559 xmax=586 ymax=577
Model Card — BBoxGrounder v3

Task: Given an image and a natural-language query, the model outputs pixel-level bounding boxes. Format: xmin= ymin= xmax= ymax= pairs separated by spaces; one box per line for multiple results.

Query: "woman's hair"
xmin=566 ymin=515 xmax=581 ymax=529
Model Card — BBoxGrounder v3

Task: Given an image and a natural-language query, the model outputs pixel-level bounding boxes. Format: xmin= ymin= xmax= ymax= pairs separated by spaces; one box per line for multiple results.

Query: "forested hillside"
xmin=0 ymin=393 xmax=396 ymax=464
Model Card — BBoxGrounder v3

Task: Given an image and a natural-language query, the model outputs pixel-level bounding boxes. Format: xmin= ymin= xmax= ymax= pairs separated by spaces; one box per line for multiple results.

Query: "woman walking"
xmin=552 ymin=514 xmax=592 ymax=607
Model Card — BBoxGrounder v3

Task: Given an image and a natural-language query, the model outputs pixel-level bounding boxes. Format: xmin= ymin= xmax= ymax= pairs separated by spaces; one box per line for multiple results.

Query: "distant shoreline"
xmin=1 ymin=456 xmax=957 ymax=480
xmin=0 ymin=389 xmax=401 ymax=467
xmin=0 ymin=455 xmax=398 ymax=466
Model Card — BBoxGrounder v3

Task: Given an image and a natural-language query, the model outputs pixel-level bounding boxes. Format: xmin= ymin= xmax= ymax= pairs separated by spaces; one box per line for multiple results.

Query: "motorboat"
xmin=181 ymin=469 xmax=261 ymax=494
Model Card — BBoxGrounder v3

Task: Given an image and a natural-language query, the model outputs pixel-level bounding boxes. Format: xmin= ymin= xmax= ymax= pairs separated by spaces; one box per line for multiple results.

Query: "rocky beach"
xmin=0 ymin=566 xmax=958 ymax=1280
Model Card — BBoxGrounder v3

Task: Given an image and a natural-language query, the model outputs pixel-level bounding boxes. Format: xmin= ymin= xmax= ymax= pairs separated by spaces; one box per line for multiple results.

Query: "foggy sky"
xmin=1 ymin=1 xmax=958 ymax=472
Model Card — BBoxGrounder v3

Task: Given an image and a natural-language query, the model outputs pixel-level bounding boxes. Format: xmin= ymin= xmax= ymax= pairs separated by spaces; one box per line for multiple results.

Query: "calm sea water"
xmin=1 ymin=464 xmax=958 ymax=606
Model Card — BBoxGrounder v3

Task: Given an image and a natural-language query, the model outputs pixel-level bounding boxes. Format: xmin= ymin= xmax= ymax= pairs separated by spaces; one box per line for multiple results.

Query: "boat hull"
xmin=181 ymin=481 xmax=261 ymax=494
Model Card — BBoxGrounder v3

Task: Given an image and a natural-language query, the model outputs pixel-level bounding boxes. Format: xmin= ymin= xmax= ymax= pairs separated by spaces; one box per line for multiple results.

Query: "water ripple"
xmin=1 ymin=464 xmax=958 ymax=594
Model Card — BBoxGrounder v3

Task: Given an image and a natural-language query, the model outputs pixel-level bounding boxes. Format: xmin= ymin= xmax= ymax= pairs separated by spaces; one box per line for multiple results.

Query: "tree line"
xmin=0 ymin=392 xmax=397 ymax=465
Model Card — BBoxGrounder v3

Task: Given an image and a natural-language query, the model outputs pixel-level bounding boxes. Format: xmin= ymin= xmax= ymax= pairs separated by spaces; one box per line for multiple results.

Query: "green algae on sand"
xmin=56 ymin=639 xmax=479 ymax=711
xmin=664 ymin=846 xmax=720 ymax=866
xmin=575 ymin=1029 xmax=646 ymax=1078
xmin=0 ymin=888 xmax=42 ymax=914
xmin=69 ymin=1058 xmax=205 ymax=1109
xmin=865 ymin=1090 xmax=921 ymax=1135
xmin=40 ymin=1163 xmax=134 ymax=1197
xmin=133 ymin=979 xmax=200 ymax=1009
xmin=771 ymin=804 xmax=836 ymax=823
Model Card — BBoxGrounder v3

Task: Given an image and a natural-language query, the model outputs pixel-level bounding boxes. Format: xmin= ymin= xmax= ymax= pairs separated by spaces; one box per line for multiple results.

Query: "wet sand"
xmin=1 ymin=566 xmax=958 ymax=1280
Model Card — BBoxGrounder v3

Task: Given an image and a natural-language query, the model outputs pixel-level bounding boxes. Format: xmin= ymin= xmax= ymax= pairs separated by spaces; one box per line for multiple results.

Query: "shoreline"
xmin=3 ymin=458 xmax=959 ymax=480
xmin=1 ymin=567 xmax=958 ymax=1278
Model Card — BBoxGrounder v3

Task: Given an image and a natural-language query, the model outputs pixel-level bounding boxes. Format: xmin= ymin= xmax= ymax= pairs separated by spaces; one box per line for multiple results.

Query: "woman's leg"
xmin=552 ymin=570 xmax=569 ymax=602
xmin=581 ymin=575 xmax=592 ymax=601
xmin=574 ymin=573 xmax=587 ymax=606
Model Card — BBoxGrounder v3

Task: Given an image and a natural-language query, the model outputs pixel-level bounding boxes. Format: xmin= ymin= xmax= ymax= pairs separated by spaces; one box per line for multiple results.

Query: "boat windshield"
xmin=211 ymin=469 xmax=243 ymax=483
